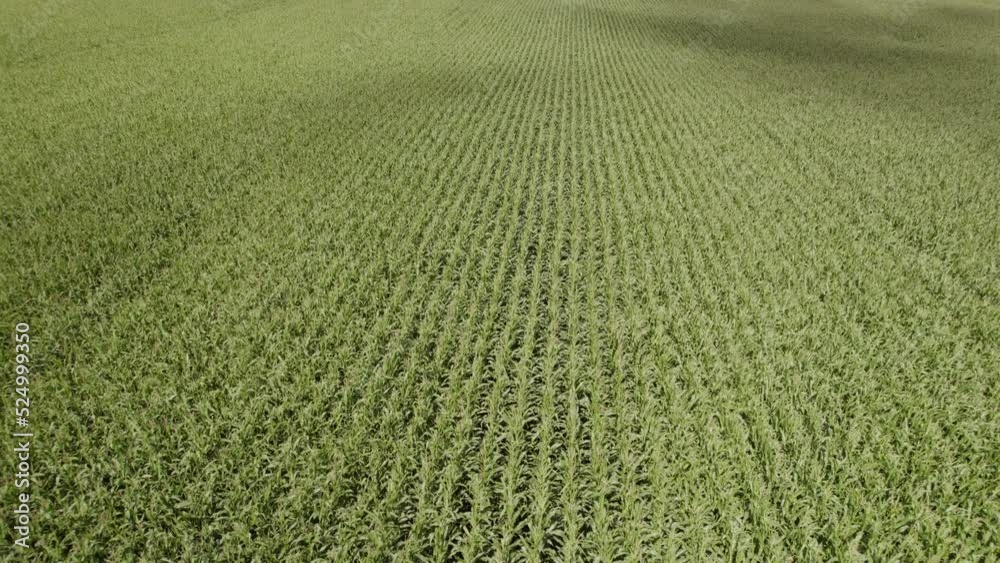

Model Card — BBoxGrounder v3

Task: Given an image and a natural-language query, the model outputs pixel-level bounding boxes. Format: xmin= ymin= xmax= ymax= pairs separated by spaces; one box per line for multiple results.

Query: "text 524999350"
xmin=13 ymin=322 xmax=32 ymax=549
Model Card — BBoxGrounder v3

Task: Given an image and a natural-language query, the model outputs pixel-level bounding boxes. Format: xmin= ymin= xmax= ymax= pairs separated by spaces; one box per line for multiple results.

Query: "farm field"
xmin=2 ymin=0 xmax=999 ymax=559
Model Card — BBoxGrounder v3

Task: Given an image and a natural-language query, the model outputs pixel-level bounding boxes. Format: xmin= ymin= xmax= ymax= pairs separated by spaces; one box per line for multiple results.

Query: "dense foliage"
xmin=1 ymin=0 xmax=998 ymax=559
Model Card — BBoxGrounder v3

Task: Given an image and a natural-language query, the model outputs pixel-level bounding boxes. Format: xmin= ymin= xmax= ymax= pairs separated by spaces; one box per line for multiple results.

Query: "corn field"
xmin=1 ymin=0 xmax=998 ymax=559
